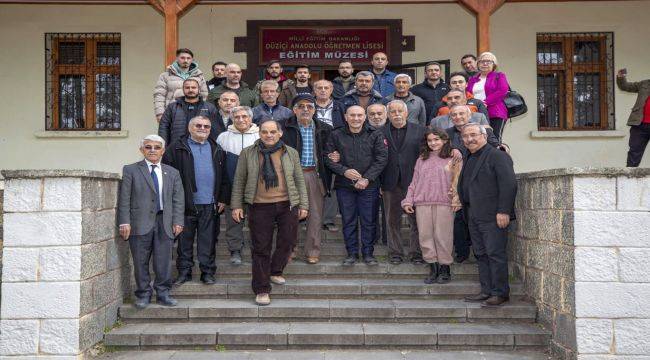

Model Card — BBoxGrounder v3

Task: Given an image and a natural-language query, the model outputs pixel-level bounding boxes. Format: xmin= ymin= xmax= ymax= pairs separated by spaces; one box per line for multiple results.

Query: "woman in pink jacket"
xmin=402 ymin=128 xmax=461 ymax=284
xmin=467 ymin=52 xmax=510 ymax=142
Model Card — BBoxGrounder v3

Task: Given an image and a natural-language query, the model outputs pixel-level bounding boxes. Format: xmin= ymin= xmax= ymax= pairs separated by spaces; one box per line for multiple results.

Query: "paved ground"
xmin=94 ymin=350 xmax=552 ymax=360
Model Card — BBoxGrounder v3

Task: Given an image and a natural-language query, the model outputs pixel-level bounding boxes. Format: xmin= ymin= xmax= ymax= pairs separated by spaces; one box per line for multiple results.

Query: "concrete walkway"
xmin=94 ymin=350 xmax=551 ymax=360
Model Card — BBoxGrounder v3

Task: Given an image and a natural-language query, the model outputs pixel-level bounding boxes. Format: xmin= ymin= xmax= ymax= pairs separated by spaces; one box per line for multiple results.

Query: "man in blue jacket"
xmin=370 ymin=52 xmax=396 ymax=97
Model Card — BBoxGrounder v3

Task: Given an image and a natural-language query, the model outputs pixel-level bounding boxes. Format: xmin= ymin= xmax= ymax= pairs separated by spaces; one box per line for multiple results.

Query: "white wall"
xmin=0 ymin=5 xmax=163 ymax=174
xmin=571 ymin=174 xmax=650 ymax=359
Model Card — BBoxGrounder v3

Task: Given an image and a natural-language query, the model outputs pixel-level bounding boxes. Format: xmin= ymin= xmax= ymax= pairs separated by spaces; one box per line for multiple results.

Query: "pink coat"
xmin=467 ymin=71 xmax=510 ymax=120
xmin=401 ymin=155 xmax=461 ymax=208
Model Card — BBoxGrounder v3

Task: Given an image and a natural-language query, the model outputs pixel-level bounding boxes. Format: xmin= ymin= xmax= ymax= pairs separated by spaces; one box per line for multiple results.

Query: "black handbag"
xmin=504 ymin=88 xmax=527 ymax=118
xmin=497 ymin=72 xmax=527 ymax=118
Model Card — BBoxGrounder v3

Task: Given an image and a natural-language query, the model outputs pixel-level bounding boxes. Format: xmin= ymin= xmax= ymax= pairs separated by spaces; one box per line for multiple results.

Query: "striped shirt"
xmin=299 ymin=122 xmax=316 ymax=167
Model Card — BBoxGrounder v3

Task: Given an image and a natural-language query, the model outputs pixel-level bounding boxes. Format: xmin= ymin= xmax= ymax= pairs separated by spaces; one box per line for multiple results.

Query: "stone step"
xmin=209 ymin=228 xmax=411 ymax=242
xmin=105 ymin=321 xmax=549 ymax=350
xmin=92 ymin=350 xmax=553 ymax=360
xmin=170 ymin=279 xmax=525 ymax=300
xmin=173 ymin=261 xmax=478 ymax=280
xmin=118 ymin=299 xmax=537 ymax=324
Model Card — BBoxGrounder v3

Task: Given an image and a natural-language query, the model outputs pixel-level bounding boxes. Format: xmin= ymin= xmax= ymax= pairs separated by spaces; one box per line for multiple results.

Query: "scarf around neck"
xmin=258 ymin=140 xmax=284 ymax=190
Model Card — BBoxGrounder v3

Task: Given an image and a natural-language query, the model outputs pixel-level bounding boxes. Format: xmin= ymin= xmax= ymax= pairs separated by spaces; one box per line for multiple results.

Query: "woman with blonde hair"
xmin=467 ymin=52 xmax=510 ymax=141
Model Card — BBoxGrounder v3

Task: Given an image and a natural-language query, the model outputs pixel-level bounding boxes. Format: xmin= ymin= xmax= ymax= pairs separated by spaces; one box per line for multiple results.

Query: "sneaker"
xmin=230 ymin=251 xmax=242 ymax=265
xmin=200 ymin=273 xmax=216 ymax=285
xmin=322 ymin=223 xmax=339 ymax=232
xmin=363 ymin=255 xmax=379 ymax=266
xmin=342 ymin=255 xmax=358 ymax=266
xmin=389 ymin=255 xmax=403 ymax=265
xmin=255 ymin=293 xmax=271 ymax=306
xmin=410 ymin=254 xmax=425 ymax=265
xmin=270 ymin=275 xmax=286 ymax=285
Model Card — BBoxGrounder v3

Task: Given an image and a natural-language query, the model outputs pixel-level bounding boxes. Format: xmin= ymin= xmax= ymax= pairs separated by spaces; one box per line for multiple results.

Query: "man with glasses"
xmin=459 ymin=123 xmax=517 ymax=307
xmin=281 ymin=94 xmax=333 ymax=264
xmin=163 ymin=116 xmax=230 ymax=285
xmin=118 ymin=135 xmax=185 ymax=309
xmin=411 ymin=61 xmax=450 ymax=121
xmin=159 ymin=78 xmax=219 ymax=145
xmin=216 ymin=106 xmax=260 ymax=265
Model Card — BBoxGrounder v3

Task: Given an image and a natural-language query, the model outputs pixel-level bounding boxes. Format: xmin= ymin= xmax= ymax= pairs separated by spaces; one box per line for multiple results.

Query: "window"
xmin=536 ymin=32 xmax=614 ymax=130
xmin=45 ymin=33 xmax=121 ymax=130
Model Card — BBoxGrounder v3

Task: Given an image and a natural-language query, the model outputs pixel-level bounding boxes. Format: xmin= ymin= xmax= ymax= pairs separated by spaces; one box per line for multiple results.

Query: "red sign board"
xmin=260 ymin=27 xmax=389 ymax=66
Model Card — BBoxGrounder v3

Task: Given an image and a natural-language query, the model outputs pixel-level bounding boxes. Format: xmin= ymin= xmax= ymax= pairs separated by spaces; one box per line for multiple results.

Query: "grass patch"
xmin=216 ymin=344 xmax=227 ymax=352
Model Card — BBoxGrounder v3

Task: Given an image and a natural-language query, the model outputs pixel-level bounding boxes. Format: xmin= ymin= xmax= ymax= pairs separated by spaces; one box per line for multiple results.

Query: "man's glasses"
xmin=194 ymin=124 xmax=211 ymax=129
xmin=144 ymin=145 xmax=163 ymax=150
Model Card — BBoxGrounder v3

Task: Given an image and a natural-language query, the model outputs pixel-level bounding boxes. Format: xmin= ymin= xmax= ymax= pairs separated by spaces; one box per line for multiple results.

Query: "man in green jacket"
xmin=208 ymin=63 xmax=258 ymax=109
xmin=230 ymin=120 xmax=309 ymax=306
xmin=617 ymin=69 xmax=650 ymax=167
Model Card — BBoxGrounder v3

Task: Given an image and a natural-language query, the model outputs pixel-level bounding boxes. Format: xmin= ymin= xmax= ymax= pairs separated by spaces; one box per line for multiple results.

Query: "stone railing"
xmin=509 ymin=168 xmax=650 ymax=360
xmin=0 ymin=170 xmax=131 ymax=358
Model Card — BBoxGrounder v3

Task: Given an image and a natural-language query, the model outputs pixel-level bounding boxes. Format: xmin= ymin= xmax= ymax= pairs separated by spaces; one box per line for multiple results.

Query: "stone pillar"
xmin=509 ymin=168 xmax=650 ymax=360
xmin=0 ymin=170 xmax=131 ymax=358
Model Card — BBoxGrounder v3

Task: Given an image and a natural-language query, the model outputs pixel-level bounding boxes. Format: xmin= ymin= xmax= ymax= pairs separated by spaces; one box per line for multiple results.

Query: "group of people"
xmin=117 ymin=48 xmax=518 ymax=309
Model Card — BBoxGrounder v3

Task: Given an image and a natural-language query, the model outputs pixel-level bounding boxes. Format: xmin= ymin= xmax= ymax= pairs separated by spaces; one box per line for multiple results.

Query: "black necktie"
xmin=150 ymin=164 xmax=161 ymax=212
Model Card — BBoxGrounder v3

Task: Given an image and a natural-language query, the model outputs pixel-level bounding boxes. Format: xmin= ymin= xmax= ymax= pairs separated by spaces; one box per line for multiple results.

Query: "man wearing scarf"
xmin=230 ymin=120 xmax=309 ymax=306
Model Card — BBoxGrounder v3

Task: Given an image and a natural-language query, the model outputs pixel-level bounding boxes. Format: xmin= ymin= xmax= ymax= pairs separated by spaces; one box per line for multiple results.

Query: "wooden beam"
xmin=148 ymin=0 xmax=198 ymax=66
xmin=458 ymin=0 xmax=505 ymax=54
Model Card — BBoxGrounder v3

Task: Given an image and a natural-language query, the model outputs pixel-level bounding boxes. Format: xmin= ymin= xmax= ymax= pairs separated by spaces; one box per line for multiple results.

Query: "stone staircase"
xmin=104 ymin=217 xmax=550 ymax=354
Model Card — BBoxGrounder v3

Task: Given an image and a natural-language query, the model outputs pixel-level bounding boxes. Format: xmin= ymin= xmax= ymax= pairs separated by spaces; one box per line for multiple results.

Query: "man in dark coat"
xmin=411 ymin=61 xmax=450 ymax=121
xmin=381 ymin=100 xmax=426 ymax=265
xmin=162 ymin=116 xmax=230 ymax=285
xmin=332 ymin=60 xmax=356 ymax=100
xmin=341 ymin=71 xmax=385 ymax=111
xmin=325 ymin=105 xmax=388 ymax=266
xmin=459 ymin=123 xmax=517 ymax=307
xmin=158 ymin=79 xmax=219 ymax=145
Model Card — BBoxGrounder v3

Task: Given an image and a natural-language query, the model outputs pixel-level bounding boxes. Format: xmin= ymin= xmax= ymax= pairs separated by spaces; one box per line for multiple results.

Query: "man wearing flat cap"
xmin=281 ymin=94 xmax=334 ymax=264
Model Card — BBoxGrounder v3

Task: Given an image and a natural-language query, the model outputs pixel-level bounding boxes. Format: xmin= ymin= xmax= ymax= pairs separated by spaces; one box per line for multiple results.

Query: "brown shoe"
xmin=464 ymin=293 xmax=491 ymax=302
xmin=306 ymin=257 xmax=320 ymax=264
xmin=481 ymin=296 xmax=509 ymax=307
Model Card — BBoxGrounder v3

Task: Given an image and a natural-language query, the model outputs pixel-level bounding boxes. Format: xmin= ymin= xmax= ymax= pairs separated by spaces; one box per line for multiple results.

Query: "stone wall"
xmin=509 ymin=170 xmax=577 ymax=360
xmin=0 ymin=170 xmax=131 ymax=358
xmin=509 ymin=168 xmax=650 ymax=360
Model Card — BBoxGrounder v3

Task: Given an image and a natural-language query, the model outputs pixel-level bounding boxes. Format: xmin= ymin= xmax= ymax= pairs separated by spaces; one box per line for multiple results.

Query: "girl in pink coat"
xmin=402 ymin=128 xmax=462 ymax=284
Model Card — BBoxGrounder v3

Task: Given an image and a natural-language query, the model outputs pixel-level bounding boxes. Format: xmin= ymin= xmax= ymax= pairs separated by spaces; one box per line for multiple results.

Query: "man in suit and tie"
xmin=118 ymin=135 xmax=185 ymax=309
xmin=458 ymin=123 xmax=517 ymax=307
xmin=381 ymin=100 xmax=426 ymax=265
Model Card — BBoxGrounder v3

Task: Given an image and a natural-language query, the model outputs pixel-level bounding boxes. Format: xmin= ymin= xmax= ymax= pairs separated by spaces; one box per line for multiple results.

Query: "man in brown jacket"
xmin=617 ymin=69 xmax=650 ymax=167
xmin=153 ymin=48 xmax=208 ymax=122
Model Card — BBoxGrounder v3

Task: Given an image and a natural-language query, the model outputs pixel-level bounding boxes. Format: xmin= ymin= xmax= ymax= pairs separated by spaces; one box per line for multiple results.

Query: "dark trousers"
xmin=129 ymin=213 xmax=173 ymax=299
xmin=468 ymin=214 xmax=510 ymax=297
xmin=337 ymin=187 xmax=379 ymax=257
xmin=372 ymin=194 xmax=388 ymax=245
xmin=490 ymin=117 xmax=507 ymax=142
xmin=453 ymin=210 xmax=472 ymax=258
xmin=177 ymin=204 xmax=219 ymax=276
xmin=383 ymin=186 xmax=420 ymax=258
xmin=248 ymin=201 xmax=298 ymax=295
xmin=627 ymin=123 xmax=650 ymax=167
